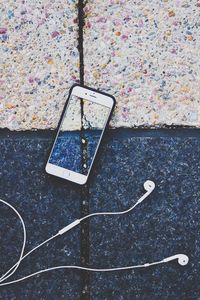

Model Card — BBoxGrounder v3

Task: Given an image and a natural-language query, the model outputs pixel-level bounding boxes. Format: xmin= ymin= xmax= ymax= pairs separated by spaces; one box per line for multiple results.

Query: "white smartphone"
xmin=45 ymin=84 xmax=115 ymax=185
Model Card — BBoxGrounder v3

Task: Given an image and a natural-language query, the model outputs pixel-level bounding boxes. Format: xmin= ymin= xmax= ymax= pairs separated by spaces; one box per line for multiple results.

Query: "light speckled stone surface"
xmin=1 ymin=1 xmax=200 ymax=130
xmin=84 ymin=0 xmax=200 ymax=127
xmin=0 ymin=0 xmax=79 ymax=130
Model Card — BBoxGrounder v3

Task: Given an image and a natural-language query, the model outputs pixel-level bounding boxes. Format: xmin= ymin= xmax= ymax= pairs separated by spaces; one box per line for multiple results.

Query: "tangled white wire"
xmin=0 ymin=180 xmax=189 ymax=286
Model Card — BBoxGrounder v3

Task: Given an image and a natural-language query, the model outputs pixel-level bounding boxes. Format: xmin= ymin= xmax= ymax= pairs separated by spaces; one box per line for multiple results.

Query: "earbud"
xmin=143 ymin=180 xmax=155 ymax=192
xmin=137 ymin=180 xmax=155 ymax=204
xmin=178 ymin=254 xmax=189 ymax=266
xmin=163 ymin=254 xmax=189 ymax=266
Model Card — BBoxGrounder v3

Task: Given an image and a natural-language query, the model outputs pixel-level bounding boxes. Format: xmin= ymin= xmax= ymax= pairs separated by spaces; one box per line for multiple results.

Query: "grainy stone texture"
xmin=84 ymin=0 xmax=200 ymax=127
xmin=0 ymin=0 xmax=79 ymax=130
xmin=0 ymin=134 xmax=81 ymax=299
xmin=1 ymin=1 xmax=200 ymax=131
xmin=87 ymin=131 xmax=200 ymax=299
xmin=0 ymin=131 xmax=199 ymax=298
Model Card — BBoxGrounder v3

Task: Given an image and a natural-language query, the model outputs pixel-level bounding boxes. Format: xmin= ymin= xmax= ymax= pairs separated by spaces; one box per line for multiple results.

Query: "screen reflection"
xmin=49 ymin=95 xmax=110 ymax=174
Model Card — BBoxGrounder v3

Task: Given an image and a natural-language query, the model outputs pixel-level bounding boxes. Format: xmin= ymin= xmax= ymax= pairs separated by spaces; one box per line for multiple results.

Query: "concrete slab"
xmin=0 ymin=1 xmax=79 ymax=130
xmin=0 ymin=133 xmax=81 ymax=298
xmin=0 ymin=130 xmax=199 ymax=298
xmin=84 ymin=0 xmax=200 ymax=127
xmin=87 ymin=131 xmax=200 ymax=299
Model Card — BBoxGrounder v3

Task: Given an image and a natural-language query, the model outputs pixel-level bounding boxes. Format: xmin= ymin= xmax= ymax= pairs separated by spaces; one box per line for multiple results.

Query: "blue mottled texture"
xmin=49 ymin=131 xmax=82 ymax=172
xmin=88 ymin=131 xmax=200 ymax=300
xmin=0 ymin=130 xmax=199 ymax=299
xmin=49 ymin=130 xmax=102 ymax=174
xmin=0 ymin=136 xmax=81 ymax=299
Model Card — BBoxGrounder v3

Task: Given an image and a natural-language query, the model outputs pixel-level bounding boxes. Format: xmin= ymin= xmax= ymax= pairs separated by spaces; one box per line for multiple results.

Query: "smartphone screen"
xmin=46 ymin=86 xmax=114 ymax=184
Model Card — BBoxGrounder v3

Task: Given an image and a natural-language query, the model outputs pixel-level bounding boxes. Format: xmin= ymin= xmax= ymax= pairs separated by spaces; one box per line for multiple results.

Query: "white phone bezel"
xmin=45 ymin=85 xmax=114 ymax=185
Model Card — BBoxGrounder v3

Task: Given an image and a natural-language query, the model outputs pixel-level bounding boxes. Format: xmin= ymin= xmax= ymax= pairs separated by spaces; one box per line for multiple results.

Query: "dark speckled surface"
xmin=0 ymin=136 xmax=81 ymax=299
xmin=0 ymin=130 xmax=199 ymax=299
xmin=88 ymin=131 xmax=200 ymax=300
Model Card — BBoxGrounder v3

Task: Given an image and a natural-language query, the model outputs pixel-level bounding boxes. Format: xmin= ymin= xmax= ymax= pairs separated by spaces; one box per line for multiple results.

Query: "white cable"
xmin=0 ymin=195 xmax=142 ymax=284
xmin=79 ymin=201 xmax=139 ymax=222
xmin=0 ymin=199 xmax=26 ymax=282
xmin=3 ymin=180 xmax=186 ymax=287
xmin=0 ymin=260 xmax=164 ymax=287
xmin=0 ymin=201 xmax=59 ymax=283
xmin=0 ymin=234 xmax=59 ymax=282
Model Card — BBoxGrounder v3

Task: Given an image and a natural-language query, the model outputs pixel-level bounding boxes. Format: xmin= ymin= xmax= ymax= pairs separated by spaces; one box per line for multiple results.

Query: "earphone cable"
xmin=0 ymin=199 xmax=27 ymax=282
xmin=0 ymin=233 xmax=59 ymax=283
xmin=0 ymin=260 xmax=164 ymax=287
xmin=0 ymin=193 xmax=145 ymax=285
xmin=1 ymin=181 xmax=187 ymax=287
xmin=0 ymin=197 xmax=142 ymax=284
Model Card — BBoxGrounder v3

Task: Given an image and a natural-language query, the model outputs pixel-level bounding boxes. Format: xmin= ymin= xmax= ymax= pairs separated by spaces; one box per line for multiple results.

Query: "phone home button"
xmin=63 ymin=170 xmax=70 ymax=177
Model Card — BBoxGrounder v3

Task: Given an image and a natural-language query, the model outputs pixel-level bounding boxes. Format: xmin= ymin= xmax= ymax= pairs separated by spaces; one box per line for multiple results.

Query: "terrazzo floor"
xmin=84 ymin=0 xmax=200 ymax=127
xmin=1 ymin=0 xmax=200 ymax=130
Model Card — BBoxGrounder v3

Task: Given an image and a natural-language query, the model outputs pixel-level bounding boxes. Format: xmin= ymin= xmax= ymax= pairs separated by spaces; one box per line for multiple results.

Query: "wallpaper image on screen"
xmin=49 ymin=95 xmax=110 ymax=174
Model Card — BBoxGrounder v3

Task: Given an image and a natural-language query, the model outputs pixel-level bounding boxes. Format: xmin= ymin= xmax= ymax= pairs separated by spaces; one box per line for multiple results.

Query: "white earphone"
xmin=163 ymin=254 xmax=189 ymax=266
xmin=0 ymin=180 xmax=189 ymax=287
